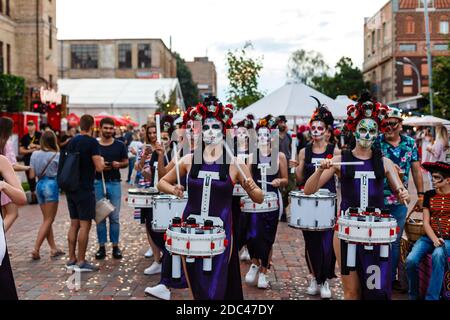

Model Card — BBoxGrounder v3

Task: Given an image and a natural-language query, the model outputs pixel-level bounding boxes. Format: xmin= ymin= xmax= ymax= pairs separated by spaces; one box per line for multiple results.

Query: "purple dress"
xmin=339 ymin=150 xmax=392 ymax=300
xmin=246 ymin=153 xmax=280 ymax=269
xmin=182 ymin=161 xmax=240 ymax=300
xmin=0 ymin=177 xmax=18 ymax=300
xmin=302 ymin=144 xmax=337 ymax=285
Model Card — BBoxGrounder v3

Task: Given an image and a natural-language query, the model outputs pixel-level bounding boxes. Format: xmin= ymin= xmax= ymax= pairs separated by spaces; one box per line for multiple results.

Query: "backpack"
xmin=57 ymin=138 xmax=81 ymax=192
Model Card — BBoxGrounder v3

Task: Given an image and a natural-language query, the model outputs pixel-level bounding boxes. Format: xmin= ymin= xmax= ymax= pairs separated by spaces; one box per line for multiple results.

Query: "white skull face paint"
xmin=355 ymin=118 xmax=378 ymax=149
xmin=236 ymin=127 xmax=249 ymax=145
xmin=257 ymin=127 xmax=271 ymax=147
xmin=185 ymin=120 xmax=201 ymax=143
xmin=202 ymin=118 xmax=223 ymax=145
xmin=310 ymin=120 xmax=326 ymax=140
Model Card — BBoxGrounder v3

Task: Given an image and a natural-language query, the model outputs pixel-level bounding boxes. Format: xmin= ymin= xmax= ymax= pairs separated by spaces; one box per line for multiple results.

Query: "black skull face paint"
xmin=310 ymin=120 xmax=326 ymax=140
xmin=202 ymin=118 xmax=223 ymax=145
xmin=257 ymin=127 xmax=271 ymax=147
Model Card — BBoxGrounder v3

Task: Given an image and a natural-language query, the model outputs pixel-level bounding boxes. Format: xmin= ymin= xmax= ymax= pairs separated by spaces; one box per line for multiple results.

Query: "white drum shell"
xmin=289 ymin=191 xmax=336 ymax=230
xmin=165 ymin=228 xmax=226 ymax=257
xmin=240 ymin=192 xmax=279 ymax=213
xmin=233 ymin=184 xmax=248 ymax=197
xmin=152 ymin=194 xmax=188 ymax=232
xmin=337 ymin=216 xmax=398 ymax=245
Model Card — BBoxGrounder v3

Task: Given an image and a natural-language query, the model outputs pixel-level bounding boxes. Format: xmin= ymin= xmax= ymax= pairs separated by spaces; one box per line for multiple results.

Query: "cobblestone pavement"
xmin=6 ymin=175 xmax=414 ymax=300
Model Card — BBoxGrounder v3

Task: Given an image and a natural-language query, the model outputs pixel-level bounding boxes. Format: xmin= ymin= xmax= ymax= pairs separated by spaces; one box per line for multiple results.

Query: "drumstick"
xmin=291 ymin=134 xmax=297 ymax=174
xmin=224 ymin=143 xmax=248 ymax=182
xmin=173 ymin=143 xmax=181 ymax=188
xmin=155 ymin=114 xmax=161 ymax=144
xmin=257 ymin=180 xmax=272 ymax=186
xmin=314 ymin=161 xmax=365 ymax=168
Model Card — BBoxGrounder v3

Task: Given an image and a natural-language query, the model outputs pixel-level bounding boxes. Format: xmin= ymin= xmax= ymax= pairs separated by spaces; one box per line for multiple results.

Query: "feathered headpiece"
xmin=344 ymin=92 xmax=389 ymax=133
xmin=309 ymin=96 xmax=334 ymax=127
xmin=160 ymin=114 xmax=175 ymax=136
xmin=256 ymin=114 xmax=278 ymax=130
xmin=235 ymin=114 xmax=255 ymax=130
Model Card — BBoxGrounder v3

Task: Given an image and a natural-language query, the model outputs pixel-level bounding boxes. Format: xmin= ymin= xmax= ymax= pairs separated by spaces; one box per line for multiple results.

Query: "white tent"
xmin=58 ymin=78 xmax=185 ymax=125
xmin=234 ymin=83 xmax=348 ymax=122
xmin=403 ymin=115 xmax=450 ymax=127
xmin=335 ymin=95 xmax=356 ymax=108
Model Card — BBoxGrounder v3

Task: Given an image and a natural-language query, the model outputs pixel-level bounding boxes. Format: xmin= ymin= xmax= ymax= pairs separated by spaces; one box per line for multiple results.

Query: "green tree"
xmin=312 ymin=57 xmax=369 ymax=99
xmin=155 ymin=89 xmax=178 ymax=114
xmin=428 ymin=55 xmax=450 ymax=118
xmin=226 ymin=42 xmax=264 ymax=109
xmin=0 ymin=74 xmax=25 ymax=112
xmin=173 ymin=52 xmax=199 ymax=107
xmin=287 ymin=49 xmax=329 ymax=86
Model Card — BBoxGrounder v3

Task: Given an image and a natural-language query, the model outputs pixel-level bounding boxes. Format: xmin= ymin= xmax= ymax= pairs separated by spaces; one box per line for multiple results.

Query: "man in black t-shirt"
xmin=93 ymin=118 xmax=128 ymax=260
xmin=66 ymin=115 xmax=105 ymax=273
xmin=19 ymin=120 xmax=42 ymax=204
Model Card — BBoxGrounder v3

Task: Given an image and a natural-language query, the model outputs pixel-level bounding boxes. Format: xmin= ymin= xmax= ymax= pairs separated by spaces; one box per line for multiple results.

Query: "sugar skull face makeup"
xmin=202 ymin=118 xmax=223 ymax=145
xmin=257 ymin=127 xmax=271 ymax=147
xmin=185 ymin=120 xmax=201 ymax=144
xmin=354 ymin=118 xmax=378 ymax=149
xmin=310 ymin=120 xmax=326 ymax=140
xmin=236 ymin=127 xmax=249 ymax=145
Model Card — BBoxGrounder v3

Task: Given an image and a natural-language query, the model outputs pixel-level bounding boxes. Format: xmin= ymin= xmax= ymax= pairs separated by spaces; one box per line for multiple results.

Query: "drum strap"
xmin=198 ymin=171 xmax=220 ymax=219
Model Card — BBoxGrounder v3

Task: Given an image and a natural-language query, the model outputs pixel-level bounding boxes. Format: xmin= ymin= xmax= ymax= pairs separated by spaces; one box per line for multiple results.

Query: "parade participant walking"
xmin=0 ymin=117 xmax=29 ymax=232
xmin=94 ymin=118 xmax=128 ymax=260
xmin=290 ymin=100 xmax=338 ymax=299
xmin=158 ymin=97 xmax=264 ymax=300
xmin=245 ymin=115 xmax=289 ymax=290
xmin=406 ymin=162 xmax=450 ymax=300
xmin=304 ymin=93 xmax=410 ymax=300
xmin=19 ymin=120 xmax=42 ymax=204
xmin=29 ymin=130 xmax=65 ymax=260
xmin=277 ymin=115 xmax=292 ymax=222
xmin=378 ymin=107 xmax=424 ymax=289
xmin=135 ymin=122 xmax=166 ymax=274
xmin=65 ymin=115 xmax=105 ymax=272
xmin=0 ymin=155 xmax=27 ymax=300
xmin=127 ymin=133 xmax=142 ymax=185
xmin=233 ymin=114 xmax=255 ymax=261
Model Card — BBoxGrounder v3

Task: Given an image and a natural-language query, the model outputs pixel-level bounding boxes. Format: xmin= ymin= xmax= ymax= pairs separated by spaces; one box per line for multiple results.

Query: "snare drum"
xmin=233 ymin=184 xmax=248 ymax=197
xmin=165 ymin=225 xmax=227 ymax=258
xmin=289 ymin=190 xmax=336 ymax=231
xmin=127 ymin=188 xmax=159 ymax=208
xmin=240 ymin=192 xmax=279 ymax=213
xmin=152 ymin=193 xmax=188 ymax=232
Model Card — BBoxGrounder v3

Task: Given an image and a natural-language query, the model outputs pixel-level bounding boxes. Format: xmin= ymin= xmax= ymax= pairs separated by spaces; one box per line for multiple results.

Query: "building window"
xmin=49 ymin=74 xmax=53 ymax=88
xmin=118 ymin=44 xmax=132 ymax=69
xmin=0 ymin=41 xmax=3 ymax=74
xmin=138 ymin=44 xmax=151 ymax=69
xmin=406 ymin=16 xmax=415 ymax=34
xmin=419 ymin=0 xmax=434 ymax=8
xmin=6 ymin=43 xmax=10 ymax=74
xmin=5 ymin=0 xmax=9 ymax=16
xmin=403 ymin=79 xmax=413 ymax=86
xmin=49 ymin=17 xmax=53 ymax=50
xmin=371 ymin=30 xmax=376 ymax=53
xmin=0 ymin=0 xmax=3 ymax=14
xmin=399 ymin=44 xmax=417 ymax=52
xmin=71 ymin=44 xmax=99 ymax=69
xmin=433 ymin=43 xmax=449 ymax=51
xmin=440 ymin=19 xmax=449 ymax=34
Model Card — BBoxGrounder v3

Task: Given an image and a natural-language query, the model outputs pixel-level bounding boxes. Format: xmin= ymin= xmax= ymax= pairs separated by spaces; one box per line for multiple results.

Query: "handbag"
xmin=95 ymin=172 xmax=115 ymax=224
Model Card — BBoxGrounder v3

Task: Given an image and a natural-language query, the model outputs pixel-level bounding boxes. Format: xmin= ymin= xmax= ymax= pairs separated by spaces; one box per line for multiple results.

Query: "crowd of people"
xmin=0 ymin=93 xmax=449 ymax=301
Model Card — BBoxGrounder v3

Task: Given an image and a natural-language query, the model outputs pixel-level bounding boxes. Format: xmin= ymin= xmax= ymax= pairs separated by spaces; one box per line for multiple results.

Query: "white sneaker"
xmin=306 ymin=278 xmax=319 ymax=296
xmin=145 ymin=248 xmax=153 ymax=258
xmin=239 ymin=248 xmax=250 ymax=261
xmin=245 ymin=264 xmax=259 ymax=285
xmin=257 ymin=273 xmax=269 ymax=289
xmin=144 ymin=261 xmax=162 ymax=275
xmin=144 ymin=284 xmax=171 ymax=300
xmin=320 ymin=280 xmax=332 ymax=299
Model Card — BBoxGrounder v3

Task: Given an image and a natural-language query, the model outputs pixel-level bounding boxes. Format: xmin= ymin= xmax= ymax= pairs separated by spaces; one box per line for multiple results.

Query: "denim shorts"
xmin=36 ymin=177 xmax=59 ymax=204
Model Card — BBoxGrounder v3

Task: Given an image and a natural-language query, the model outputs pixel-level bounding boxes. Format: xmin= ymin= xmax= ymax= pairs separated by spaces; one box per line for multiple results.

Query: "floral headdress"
xmin=235 ymin=114 xmax=255 ymax=130
xmin=186 ymin=96 xmax=234 ymax=131
xmin=256 ymin=114 xmax=278 ymax=130
xmin=344 ymin=92 xmax=389 ymax=133
xmin=309 ymin=96 xmax=334 ymax=127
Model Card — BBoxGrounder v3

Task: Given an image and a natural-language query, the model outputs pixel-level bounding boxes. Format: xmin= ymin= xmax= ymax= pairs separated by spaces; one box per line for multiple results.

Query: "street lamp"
xmin=396 ymin=58 xmax=422 ymax=96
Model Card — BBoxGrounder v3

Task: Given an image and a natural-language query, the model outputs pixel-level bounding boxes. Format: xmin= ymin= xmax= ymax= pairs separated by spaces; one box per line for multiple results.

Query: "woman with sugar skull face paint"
xmin=290 ymin=99 xmax=339 ymax=299
xmin=157 ymin=97 xmax=264 ymax=300
xmin=244 ymin=115 xmax=289 ymax=290
xmin=304 ymin=93 xmax=410 ymax=300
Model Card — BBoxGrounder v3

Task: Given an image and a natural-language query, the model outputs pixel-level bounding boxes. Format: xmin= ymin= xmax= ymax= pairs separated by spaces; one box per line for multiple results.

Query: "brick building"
xmin=0 ymin=0 xmax=58 ymax=88
xmin=363 ymin=0 xmax=449 ymax=106
xmin=58 ymin=39 xmax=176 ymax=80
xmin=186 ymin=57 xmax=217 ymax=98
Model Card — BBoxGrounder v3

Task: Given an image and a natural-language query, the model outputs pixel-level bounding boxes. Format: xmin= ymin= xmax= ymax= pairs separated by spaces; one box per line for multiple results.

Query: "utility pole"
xmin=423 ymin=0 xmax=434 ymax=115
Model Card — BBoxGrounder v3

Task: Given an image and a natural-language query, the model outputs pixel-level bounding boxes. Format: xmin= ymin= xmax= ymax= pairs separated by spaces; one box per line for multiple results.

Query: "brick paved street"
xmin=6 ymin=173 xmax=416 ymax=300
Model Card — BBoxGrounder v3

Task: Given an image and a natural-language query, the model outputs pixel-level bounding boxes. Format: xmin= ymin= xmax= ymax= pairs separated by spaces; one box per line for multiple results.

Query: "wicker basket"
xmin=404 ymin=210 xmax=426 ymax=242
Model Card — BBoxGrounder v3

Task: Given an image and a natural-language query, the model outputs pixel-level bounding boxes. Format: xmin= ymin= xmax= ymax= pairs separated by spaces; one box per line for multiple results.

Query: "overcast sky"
xmin=57 ymin=0 xmax=388 ymax=102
